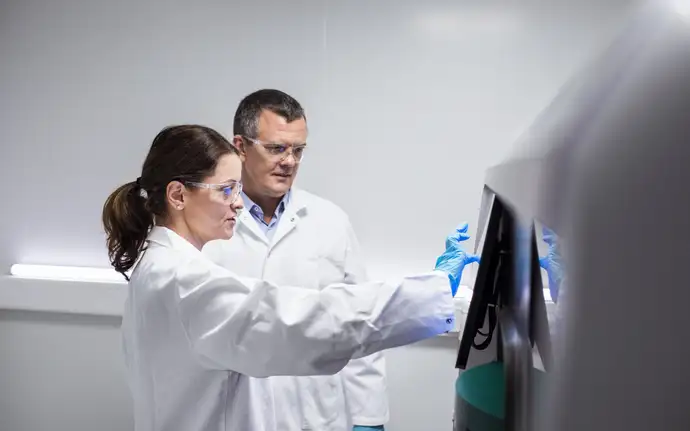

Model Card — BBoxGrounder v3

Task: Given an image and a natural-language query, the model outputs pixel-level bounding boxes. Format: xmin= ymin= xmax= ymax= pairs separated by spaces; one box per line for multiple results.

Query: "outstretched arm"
xmin=174 ymin=253 xmax=456 ymax=378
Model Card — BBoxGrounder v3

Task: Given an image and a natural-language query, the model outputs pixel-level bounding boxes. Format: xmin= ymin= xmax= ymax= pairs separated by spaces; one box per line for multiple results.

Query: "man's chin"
xmin=267 ymin=180 xmax=292 ymax=196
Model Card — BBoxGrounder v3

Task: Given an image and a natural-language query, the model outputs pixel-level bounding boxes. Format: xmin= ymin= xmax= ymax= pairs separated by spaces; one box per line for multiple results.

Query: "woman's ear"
xmin=166 ymin=181 xmax=186 ymax=211
xmin=232 ymin=135 xmax=247 ymax=162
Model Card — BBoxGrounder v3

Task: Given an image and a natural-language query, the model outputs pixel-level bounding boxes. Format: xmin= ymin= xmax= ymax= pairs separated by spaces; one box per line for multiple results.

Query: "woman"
xmin=102 ymin=124 xmax=477 ymax=431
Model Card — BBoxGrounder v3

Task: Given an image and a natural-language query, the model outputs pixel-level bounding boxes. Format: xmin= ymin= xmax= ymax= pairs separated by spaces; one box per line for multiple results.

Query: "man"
xmin=203 ymin=89 xmax=388 ymax=431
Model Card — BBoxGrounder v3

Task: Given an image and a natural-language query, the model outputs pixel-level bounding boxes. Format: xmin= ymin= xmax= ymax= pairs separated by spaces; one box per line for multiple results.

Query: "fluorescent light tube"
xmin=9 ymin=264 xmax=125 ymax=283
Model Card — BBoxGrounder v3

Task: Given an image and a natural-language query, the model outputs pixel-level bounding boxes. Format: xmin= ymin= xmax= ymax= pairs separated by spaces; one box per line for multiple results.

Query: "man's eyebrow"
xmin=266 ymin=140 xmax=307 ymax=146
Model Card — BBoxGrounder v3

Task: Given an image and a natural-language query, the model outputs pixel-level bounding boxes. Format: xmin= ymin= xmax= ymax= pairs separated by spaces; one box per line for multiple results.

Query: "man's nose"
xmin=279 ymin=153 xmax=297 ymax=167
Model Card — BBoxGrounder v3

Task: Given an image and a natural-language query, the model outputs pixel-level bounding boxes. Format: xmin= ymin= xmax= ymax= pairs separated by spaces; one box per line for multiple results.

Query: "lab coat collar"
xmin=269 ymin=188 xmax=308 ymax=247
xmin=283 ymin=187 xmax=308 ymax=215
xmin=236 ymin=210 xmax=267 ymax=244
xmin=237 ymin=187 xmax=309 ymax=246
xmin=241 ymin=190 xmax=290 ymax=222
xmin=146 ymin=226 xmax=203 ymax=256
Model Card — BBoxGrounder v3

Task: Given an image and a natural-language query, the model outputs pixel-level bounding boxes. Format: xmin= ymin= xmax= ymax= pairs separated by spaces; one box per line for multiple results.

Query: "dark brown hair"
xmin=233 ymin=89 xmax=306 ymax=138
xmin=102 ymin=125 xmax=238 ymax=279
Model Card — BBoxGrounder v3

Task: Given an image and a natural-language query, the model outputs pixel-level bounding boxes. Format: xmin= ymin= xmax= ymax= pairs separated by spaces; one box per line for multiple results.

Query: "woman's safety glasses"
xmin=184 ymin=180 xmax=243 ymax=204
xmin=242 ymin=136 xmax=307 ymax=163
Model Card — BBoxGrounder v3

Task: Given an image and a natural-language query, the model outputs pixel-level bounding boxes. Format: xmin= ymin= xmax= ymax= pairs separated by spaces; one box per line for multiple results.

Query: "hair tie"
xmin=135 ymin=177 xmax=148 ymax=198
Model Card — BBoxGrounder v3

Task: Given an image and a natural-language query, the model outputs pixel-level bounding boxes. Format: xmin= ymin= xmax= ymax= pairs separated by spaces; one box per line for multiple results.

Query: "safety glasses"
xmin=183 ymin=180 xmax=243 ymax=204
xmin=242 ymin=136 xmax=307 ymax=163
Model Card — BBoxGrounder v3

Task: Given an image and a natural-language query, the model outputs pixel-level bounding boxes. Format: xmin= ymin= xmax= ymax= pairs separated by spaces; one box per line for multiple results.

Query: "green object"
xmin=454 ymin=362 xmax=546 ymax=431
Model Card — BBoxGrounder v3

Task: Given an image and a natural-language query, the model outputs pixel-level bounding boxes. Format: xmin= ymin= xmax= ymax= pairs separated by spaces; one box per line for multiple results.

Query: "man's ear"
xmin=232 ymin=135 xmax=247 ymax=162
xmin=166 ymin=180 xmax=186 ymax=211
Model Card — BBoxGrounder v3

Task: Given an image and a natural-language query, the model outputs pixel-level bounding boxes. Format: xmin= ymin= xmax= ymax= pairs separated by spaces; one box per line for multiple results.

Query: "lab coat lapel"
xmin=237 ymin=209 xmax=270 ymax=246
xmin=270 ymin=189 xmax=308 ymax=249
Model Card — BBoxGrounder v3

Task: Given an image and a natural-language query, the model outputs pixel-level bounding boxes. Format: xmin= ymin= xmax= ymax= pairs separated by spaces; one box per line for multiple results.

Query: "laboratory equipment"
xmin=453 ymin=190 xmax=552 ymax=431
xmin=453 ymin=1 xmax=690 ymax=430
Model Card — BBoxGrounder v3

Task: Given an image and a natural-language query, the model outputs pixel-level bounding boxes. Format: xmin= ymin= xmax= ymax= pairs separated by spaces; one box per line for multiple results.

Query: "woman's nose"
xmin=233 ymin=195 xmax=245 ymax=210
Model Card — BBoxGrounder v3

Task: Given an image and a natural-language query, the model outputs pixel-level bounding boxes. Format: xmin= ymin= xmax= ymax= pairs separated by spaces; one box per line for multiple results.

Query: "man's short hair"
xmin=233 ymin=89 xmax=306 ymax=138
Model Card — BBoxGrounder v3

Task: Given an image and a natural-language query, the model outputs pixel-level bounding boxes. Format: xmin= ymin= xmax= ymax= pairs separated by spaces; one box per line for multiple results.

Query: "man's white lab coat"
xmin=121 ymin=225 xmax=455 ymax=431
xmin=202 ymin=188 xmax=392 ymax=429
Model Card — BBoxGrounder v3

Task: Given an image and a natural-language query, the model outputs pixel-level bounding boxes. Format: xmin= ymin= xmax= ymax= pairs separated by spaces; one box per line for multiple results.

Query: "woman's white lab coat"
xmin=121 ymin=225 xmax=455 ymax=431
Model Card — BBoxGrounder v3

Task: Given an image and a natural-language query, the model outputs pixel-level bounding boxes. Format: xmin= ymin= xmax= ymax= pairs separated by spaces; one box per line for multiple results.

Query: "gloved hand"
xmin=435 ymin=222 xmax=481 ymax=296
xmin=539 ymin=226 xmax=564 ymax=302
xmin=353 ymin=426 xmax=384 ymax=431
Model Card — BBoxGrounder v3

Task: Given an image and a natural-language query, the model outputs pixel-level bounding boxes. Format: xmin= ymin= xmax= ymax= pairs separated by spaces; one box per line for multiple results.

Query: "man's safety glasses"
xmin=183 ymin=180 xmax=243 ymax=204
xmin=242 ymin=136 xmax=307 ymax=163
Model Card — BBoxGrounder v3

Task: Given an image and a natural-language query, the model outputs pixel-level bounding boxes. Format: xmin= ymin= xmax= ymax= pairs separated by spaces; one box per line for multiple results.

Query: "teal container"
xmin=454 ymin=362 xmax=547 ymax=431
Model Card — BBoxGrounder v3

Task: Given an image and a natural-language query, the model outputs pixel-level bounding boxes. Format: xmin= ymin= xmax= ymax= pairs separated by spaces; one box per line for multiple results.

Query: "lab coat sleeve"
xmin=339 ymin=222 xmax=390 ymax=426
xmin=173 ymin=254 xmax=455 ymax=379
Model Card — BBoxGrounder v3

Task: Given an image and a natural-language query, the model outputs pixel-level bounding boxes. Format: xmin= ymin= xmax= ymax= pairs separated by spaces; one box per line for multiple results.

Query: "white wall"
xmin=0 ymin=309 xmax=131 ymax=431
xmin=0 ymin=0 xmax=642 ymax=430
xmin=0 ymin=0 xmax=641 ymax=275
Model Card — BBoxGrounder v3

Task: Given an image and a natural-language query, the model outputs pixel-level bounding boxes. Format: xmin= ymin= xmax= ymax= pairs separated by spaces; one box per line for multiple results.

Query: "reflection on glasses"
xmin=184 ymin=180 xmax=243 ymax=204
xmin=242 ymin=136 xmax=307 ymax=163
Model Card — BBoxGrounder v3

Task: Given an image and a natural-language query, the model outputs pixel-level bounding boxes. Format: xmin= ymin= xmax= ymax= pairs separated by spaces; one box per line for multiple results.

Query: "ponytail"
xmin=102 ymin=182 xmax=154 ymax=280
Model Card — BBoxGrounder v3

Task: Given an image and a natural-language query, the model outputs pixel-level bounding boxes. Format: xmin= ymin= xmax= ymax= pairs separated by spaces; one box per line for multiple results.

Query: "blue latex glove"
xmin=434 ymin=222 xmax=481 ymax=296
xmin=539 ymin=226 xmax=564 ymax=302
xmin=353 ymin=426 xmax=384 ymax=431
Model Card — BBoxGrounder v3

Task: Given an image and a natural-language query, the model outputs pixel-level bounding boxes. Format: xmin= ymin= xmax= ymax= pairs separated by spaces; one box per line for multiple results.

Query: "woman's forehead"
xmin=208 ymin=154 xmax=241 ymax=182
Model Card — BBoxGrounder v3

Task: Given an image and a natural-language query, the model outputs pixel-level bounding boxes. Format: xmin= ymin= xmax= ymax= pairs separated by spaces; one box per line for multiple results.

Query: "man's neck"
xmin=243 ymin=188 xmax=284 ymax=223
